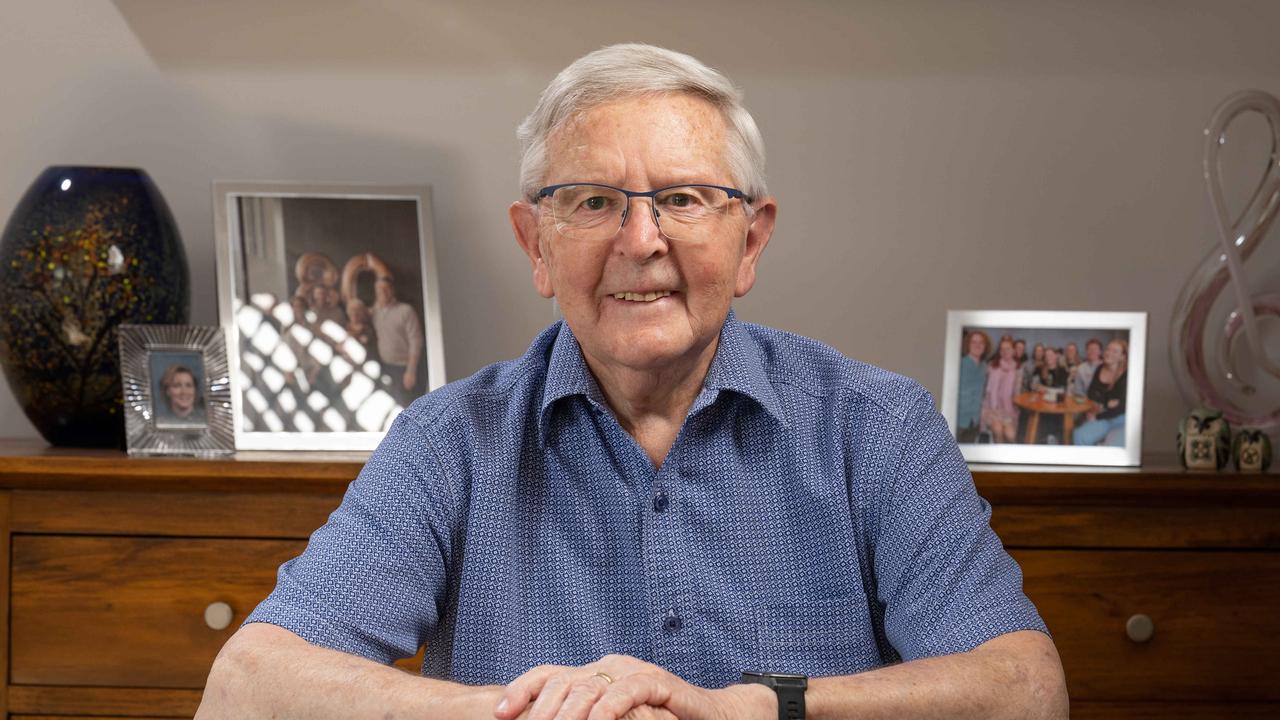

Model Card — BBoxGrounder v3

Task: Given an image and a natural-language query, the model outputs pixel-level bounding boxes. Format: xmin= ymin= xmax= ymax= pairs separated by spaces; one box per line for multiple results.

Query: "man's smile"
xmin=611 ymin=290 xmax=674 ymax=302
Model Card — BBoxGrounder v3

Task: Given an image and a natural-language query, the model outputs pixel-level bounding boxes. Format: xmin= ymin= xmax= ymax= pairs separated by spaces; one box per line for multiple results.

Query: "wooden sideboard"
xmin=0 ymin=441 xmax=1275 ymax=718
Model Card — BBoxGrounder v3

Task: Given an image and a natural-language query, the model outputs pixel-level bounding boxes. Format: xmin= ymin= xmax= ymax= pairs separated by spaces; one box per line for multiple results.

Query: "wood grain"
xmin=0 ymin=439 xmax=366 ymax=494
xmin=1069 ymin=702 xmax=1280 ymax=719
xmin=1015 ymin=549 xmax=1280 ymax=702
xmin=13 ymin=716 xmax=182 ymax=720
xmin=992 ymin=504 xmax=1280 ymax=549
xmin=11 ymin=489 xmax=341 ymax=538
xmin=0 ymin=492 xmax=11 ymax=717
xmin=6 ymin=687 xmax=202 ymax=716
xmin=10 ymin=536 xmax=303 ymax=688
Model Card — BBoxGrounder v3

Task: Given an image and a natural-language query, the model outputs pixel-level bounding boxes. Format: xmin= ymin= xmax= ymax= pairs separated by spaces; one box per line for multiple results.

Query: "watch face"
xmin=770 ymin=673 xmax=808 ymax=689
xmin=742 ymin=671 xmax=809 ymax=688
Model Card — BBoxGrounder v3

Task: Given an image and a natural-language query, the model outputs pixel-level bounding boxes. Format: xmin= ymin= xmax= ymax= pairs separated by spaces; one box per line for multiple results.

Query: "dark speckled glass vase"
xmin=0 ymin=167 xmax=189 ymax=447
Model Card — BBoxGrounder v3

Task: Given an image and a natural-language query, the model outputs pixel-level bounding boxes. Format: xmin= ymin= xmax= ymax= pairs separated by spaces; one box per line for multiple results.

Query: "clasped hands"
xmin=491 ymin=654 xmax=773 ymax=720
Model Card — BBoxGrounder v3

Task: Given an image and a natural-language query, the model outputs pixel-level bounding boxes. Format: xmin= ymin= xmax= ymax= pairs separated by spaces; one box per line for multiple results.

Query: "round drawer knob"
xmin=204 ymin=601 xmax=235 ymax=631
xmin=1126 ymin=613 xmax=1154 ymax=643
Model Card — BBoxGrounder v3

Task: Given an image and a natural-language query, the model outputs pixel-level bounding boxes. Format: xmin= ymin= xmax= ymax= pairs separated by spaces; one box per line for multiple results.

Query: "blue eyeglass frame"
xmin=533 ymin=182 xmax=752 ymax=226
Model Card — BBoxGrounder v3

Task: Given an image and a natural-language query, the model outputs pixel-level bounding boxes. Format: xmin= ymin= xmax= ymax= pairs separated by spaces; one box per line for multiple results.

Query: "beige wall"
xmin=3 ymin=0 xmax=1279 ymax=453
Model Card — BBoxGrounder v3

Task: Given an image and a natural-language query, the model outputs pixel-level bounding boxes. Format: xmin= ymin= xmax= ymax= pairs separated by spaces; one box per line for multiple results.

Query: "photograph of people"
xmin=197 ymin=44 xmax=1066 ymax=719
xmin=1075 ymin=338 xmax=1128 ymax=446
xmin=981 ymin=336 xmax=1021 ymax=443
xmin=151 ymin=354 xmax=207 ymax=429
xmin=955 ymin=329 xmax=990 ymax=442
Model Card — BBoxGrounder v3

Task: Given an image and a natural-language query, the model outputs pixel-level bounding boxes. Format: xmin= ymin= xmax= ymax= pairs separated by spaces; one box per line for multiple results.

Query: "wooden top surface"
xmin=0 ymin=438 xmax=1276 ymax=505
xmin=1013 ymin=390 xmax=1095 ymax=415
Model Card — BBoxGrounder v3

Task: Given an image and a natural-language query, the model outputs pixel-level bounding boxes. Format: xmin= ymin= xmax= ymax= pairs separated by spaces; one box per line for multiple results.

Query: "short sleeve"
xmin=245 ymin=411 xmax=460 ymax=664
xmin=873 ymin=388 xmax=1047 ymax=660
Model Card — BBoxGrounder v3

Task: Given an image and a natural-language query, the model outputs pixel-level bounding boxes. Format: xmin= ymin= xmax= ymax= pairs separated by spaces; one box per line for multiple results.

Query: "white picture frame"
xmin=941 ymin=310 xmax=1147 ymax=466
xmin=213 ymin=181 xmax=445 ymax=451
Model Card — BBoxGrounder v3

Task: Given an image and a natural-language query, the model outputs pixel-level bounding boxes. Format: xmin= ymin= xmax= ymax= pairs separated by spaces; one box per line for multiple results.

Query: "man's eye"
xmin=581 ymin=196 xmax=609 ymax=211
xmin=666 ymin=193 xmax=695 ymax=207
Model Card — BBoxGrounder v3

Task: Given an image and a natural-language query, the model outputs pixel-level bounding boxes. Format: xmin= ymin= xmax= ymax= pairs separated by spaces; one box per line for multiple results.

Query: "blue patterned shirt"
xmin=248 ymin=312 xmax=1045 ymax=687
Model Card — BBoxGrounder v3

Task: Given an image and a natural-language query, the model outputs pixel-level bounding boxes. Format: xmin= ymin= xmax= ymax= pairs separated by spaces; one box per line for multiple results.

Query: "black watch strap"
xmin=741 ymin=671 xmax=807 ymax=720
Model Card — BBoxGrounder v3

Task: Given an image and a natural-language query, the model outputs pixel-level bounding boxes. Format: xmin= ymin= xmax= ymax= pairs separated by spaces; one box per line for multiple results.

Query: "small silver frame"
xmin=213 ymin=181 xmax=444 ymax=451
xmin=119 ymin=324 xmax=234 ymax=456
xmin=941 ymin=310 xmax=1147 ymax=466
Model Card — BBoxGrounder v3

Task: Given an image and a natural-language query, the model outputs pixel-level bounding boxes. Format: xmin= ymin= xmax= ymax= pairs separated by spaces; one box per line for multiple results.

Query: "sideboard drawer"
xmin=10 ymin=535 xmax=304 ymax=688
xmin=1013 ymin=549 xmax=1280 ymax=702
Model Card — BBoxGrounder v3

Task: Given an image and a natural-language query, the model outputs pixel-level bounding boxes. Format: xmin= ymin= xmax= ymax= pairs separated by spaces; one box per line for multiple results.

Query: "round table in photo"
xmin=1014 ymin=391 xmax=1098 ymax=445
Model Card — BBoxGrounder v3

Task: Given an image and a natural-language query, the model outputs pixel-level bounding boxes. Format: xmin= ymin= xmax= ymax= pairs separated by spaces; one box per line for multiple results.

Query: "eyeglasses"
xmin=534 ymin=183 xmax=752 ymax=242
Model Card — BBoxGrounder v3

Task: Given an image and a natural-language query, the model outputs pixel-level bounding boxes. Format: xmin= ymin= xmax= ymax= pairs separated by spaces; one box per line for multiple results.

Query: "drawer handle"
xmin=1126 ymin=613 xmax=1154 ymax=643
xmin=204 ymin=601 xmax=235 ymax=631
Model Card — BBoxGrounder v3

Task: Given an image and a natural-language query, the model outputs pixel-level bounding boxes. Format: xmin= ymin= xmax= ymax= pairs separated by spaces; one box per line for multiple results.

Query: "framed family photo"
xmin=119 ymin=324 xmax=234 ymax=456
xmin=213 ymin=182 xmax=445 ymax=451
xmin=941 ymin=310 xmax=1148 ymax=466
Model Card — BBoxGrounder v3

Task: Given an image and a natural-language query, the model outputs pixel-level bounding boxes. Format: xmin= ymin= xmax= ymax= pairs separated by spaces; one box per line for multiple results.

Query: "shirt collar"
xmin=538 ymin=310 xmax=787 ymax=445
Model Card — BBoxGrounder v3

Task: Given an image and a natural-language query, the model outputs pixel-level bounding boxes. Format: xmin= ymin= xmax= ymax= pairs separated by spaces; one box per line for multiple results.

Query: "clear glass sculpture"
xmin=1170 ymin=90 xmax=1280 ymax=430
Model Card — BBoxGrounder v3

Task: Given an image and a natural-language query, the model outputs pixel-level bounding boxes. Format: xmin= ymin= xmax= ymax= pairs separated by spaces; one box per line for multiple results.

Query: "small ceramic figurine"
xmin=1232 ymin=428 xmax=1274 ymax=472
xmin=1177 ymin=407 xmax=1232 ymax=470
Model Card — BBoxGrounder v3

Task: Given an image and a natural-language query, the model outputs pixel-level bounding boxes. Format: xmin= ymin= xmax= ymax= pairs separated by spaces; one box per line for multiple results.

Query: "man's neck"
xmin=583 ymin=338 xmax=720 ymax=469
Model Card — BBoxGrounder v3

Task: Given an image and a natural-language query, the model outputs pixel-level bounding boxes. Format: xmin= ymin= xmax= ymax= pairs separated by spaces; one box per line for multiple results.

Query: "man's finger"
xmin=495 ymin=664 xmax=567 ymax=719
xmin=586 ymin=673 xmax=672 ymax=720
xmin=539 ymin=672 xmax=611 ymax=720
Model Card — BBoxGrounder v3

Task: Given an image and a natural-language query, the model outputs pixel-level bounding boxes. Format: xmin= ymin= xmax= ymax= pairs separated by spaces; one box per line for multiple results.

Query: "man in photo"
xmin=371 ymin=274 xmax=425 ymax=407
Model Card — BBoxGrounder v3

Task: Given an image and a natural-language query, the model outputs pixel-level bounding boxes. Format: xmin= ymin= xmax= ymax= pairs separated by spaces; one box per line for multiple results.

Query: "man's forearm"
xmin=196 ymin=622 xmax=499 ymax=720
xmin=805 ymin=631 xmax=1068 ymax=720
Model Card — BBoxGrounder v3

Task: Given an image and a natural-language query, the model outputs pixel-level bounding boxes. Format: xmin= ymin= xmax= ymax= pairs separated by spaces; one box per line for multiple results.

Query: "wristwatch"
xmin=740 ymin=671 xmax=807 ymax=720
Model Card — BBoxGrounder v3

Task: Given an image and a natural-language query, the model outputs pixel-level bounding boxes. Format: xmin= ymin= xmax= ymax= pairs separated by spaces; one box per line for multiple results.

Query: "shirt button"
xmin=662 ymin=610 xmax=683 ymax=634
xmin=652 ymin=491 xmax=669 ymax=512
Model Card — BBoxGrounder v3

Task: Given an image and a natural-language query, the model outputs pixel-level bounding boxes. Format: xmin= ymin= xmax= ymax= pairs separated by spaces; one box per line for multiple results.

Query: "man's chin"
xmin=599 ymin=331 xmax=719 ymax=373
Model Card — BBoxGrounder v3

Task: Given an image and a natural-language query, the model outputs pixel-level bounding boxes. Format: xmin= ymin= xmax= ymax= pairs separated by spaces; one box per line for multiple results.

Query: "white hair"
xmin=516 ymin=43 xmax=768 ymax=201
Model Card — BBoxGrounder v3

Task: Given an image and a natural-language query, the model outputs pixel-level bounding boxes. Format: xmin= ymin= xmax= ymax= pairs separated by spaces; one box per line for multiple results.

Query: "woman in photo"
xmin=1063 ymin=342 xmax=1081 ymax=376
xmin=982 ymin=336 xmax=1021 ymax=443
xmin=160 ymin=364 xmax=205 ymax=424
xmin=1033 ymin=346 xmax=1069 ymax=391
xmin=1074 ymin=339 xmax=1128 ymax=446
xmin=956 ymin=330 xmax=990 ymax=442
xmin=1031 ymin=347 xmax=1069 ymax=443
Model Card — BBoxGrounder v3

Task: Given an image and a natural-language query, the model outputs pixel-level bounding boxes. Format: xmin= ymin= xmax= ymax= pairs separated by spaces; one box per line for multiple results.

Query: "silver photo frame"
xmin=213 ymin=182 xmax=444 ymax=451
xmin=941 ymin=310 xmax=1147 ymax=467
xmin=119 ymin=324 xmax=234 ymax=456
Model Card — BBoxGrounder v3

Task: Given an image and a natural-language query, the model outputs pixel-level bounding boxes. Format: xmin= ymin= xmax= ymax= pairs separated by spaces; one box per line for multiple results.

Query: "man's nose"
xmin=616 ymin=196 xmax=667 ymax=256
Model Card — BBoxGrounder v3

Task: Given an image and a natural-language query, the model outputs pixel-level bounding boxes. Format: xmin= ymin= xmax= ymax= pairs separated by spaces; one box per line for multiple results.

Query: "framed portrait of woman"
xmin=118 ymin=324 xmax=234 ymax=456
xmin=940 ymin=310 xmax=1148 ymax=467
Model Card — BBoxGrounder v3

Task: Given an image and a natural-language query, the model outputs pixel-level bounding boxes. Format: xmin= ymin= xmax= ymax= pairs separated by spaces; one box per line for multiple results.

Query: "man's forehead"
xmin=544 ymin=93 xmax=730 ymax=180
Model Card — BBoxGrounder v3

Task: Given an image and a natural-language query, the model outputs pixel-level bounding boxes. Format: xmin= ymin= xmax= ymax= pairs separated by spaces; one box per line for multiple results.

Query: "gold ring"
xmin=593 ymin=671 xmax=614 ymax=684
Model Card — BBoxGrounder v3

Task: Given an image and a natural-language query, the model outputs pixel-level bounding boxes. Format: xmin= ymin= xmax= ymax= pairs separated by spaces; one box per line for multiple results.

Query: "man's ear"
xmin=510 ymin=201 xmax=554 ymax=298
xmin=734 ymin=197 xmax=777 ymax=297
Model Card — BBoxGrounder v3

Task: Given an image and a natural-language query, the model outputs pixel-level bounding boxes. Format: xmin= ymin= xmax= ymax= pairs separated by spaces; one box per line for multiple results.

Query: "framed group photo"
xmin=941 ymin=310 xmax=1148 ymax=466
xmin=119 ymin=324 xmax=234 ymax=456
xmin=213 ymin=182 xmax=445 ymax=450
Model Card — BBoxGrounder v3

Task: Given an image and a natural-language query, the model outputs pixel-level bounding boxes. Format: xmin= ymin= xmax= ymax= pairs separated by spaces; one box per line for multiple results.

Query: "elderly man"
xmin=197 ymin=44 xmax=1067 ymax=720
